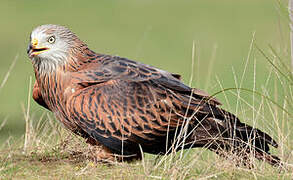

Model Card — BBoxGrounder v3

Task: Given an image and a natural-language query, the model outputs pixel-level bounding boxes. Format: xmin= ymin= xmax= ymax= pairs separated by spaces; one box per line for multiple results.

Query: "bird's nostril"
xmin=27 ymin=44 xmax=32 ymax=54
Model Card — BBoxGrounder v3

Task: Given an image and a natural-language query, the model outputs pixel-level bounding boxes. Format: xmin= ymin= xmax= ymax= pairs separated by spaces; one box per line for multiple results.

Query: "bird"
xmin=27 ymin=24 xmax=280 ymax=166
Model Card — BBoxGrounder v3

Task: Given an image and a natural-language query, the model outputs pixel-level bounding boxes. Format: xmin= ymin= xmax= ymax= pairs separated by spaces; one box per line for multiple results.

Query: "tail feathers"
xmin=235 ymin=122 xmax=278 ymax=150
xmin=190 ymin=109 xmax=280 ymax=167
xmin=232 ymin=122 xmax=280 ymax=166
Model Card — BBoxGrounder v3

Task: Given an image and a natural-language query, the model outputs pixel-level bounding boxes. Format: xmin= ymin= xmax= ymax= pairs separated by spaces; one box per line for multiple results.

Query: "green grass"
xmin=0 ymin=0 xmax=293 ymax=179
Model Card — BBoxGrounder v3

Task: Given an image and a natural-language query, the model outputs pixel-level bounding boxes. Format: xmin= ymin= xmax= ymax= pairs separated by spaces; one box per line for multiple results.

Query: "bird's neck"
xmin=33 ymin=44 xmax=102 ymax=94
xmin=65 ymin=45 xmax=100 ymax=72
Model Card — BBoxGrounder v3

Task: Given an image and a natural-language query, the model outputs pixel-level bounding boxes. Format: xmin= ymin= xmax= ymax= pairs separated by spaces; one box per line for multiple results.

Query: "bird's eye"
xmin=48 ymin=36 xmax=56 ymax=44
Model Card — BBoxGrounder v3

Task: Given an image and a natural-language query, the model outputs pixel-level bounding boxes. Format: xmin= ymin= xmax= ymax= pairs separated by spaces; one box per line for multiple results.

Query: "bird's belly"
xmin=41 ymin=85 xmax=79 ymax=132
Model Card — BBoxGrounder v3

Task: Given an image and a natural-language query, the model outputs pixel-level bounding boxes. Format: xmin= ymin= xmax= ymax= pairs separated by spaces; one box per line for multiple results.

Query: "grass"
xmin=0 ymin=0 xmax=293 ymax=179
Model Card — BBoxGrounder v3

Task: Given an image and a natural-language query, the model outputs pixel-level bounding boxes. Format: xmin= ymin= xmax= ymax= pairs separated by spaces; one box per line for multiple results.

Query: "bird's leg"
xmin=84 ymin=138 xmax=117 ymax=163
xmin=84 ymin=137 xmax=116 ymax=162
xmin=92 ymin=144 xmax=118 ymax=163
xmin=85 ymin=137 xmax=142 ymax=163
xmin=91 ymin=144 xmax=142 ymax=163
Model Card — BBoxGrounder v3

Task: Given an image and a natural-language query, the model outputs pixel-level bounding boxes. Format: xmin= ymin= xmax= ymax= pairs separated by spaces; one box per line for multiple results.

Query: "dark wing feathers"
xmin=67 ymin=56 xmax=217 ymax=154
xmin=66 ymin=55 xmax=278 ymax=160
xmin=67 ymin=79 xmax=187 ymax=154
xmin=71 ymin=56 xmax=161 ymax=83
xmin=71 ymin=56 xmax=220 ymax=105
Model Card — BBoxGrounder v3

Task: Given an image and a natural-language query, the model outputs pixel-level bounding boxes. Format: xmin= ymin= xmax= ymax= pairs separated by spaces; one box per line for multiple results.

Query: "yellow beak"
xmin=32 ymin=38 xmax=38 ymax=47
xmin=27 ymin=38 xmax=49 ymax=57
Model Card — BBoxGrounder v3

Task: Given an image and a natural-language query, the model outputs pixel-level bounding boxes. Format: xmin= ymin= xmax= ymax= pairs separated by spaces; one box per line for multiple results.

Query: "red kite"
xmin=27 ymin=24 xmax=280 ymax=166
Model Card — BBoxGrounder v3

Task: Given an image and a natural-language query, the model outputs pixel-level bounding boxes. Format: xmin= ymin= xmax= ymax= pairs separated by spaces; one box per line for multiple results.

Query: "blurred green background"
xmin=0 ymin=0 xmax=290 ymax=144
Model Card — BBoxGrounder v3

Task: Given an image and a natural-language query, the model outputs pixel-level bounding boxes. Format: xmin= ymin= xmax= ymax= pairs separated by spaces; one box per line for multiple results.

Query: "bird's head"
xmin=27 ymin=24 xmax=81 ymax=72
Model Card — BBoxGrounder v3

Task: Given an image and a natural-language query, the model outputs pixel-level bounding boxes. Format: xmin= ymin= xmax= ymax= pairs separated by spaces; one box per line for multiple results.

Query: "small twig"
xmin=189 ymin=41 xmax=196 ymax=87
xmin=0 ymin=54 xmax=18 ymax=92
xmin=0 ymin=117 xmax=8 ymax=132
xmin=289 ymin=0 xmax=293 ymax=72
xmin=210 ymin=87 xmax=293 ymax=117
xmin=23 ymin=76 xmax=32 ymax=154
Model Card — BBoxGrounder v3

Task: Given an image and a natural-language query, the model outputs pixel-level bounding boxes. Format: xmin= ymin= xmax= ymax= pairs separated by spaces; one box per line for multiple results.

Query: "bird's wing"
xmin=70 ymin=55 xmax=221 ymax=105
xmin=67 ymin=56 xmax=221 ymax=154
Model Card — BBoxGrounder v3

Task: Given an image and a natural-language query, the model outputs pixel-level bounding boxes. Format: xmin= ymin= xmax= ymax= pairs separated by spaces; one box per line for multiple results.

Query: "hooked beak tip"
xmin=27 ymin=44 xmax=33 ymax=55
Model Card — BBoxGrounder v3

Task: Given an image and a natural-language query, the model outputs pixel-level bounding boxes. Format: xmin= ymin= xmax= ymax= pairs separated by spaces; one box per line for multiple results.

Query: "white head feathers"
xmin=28 ymin=24 xmax=81 ymax=73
